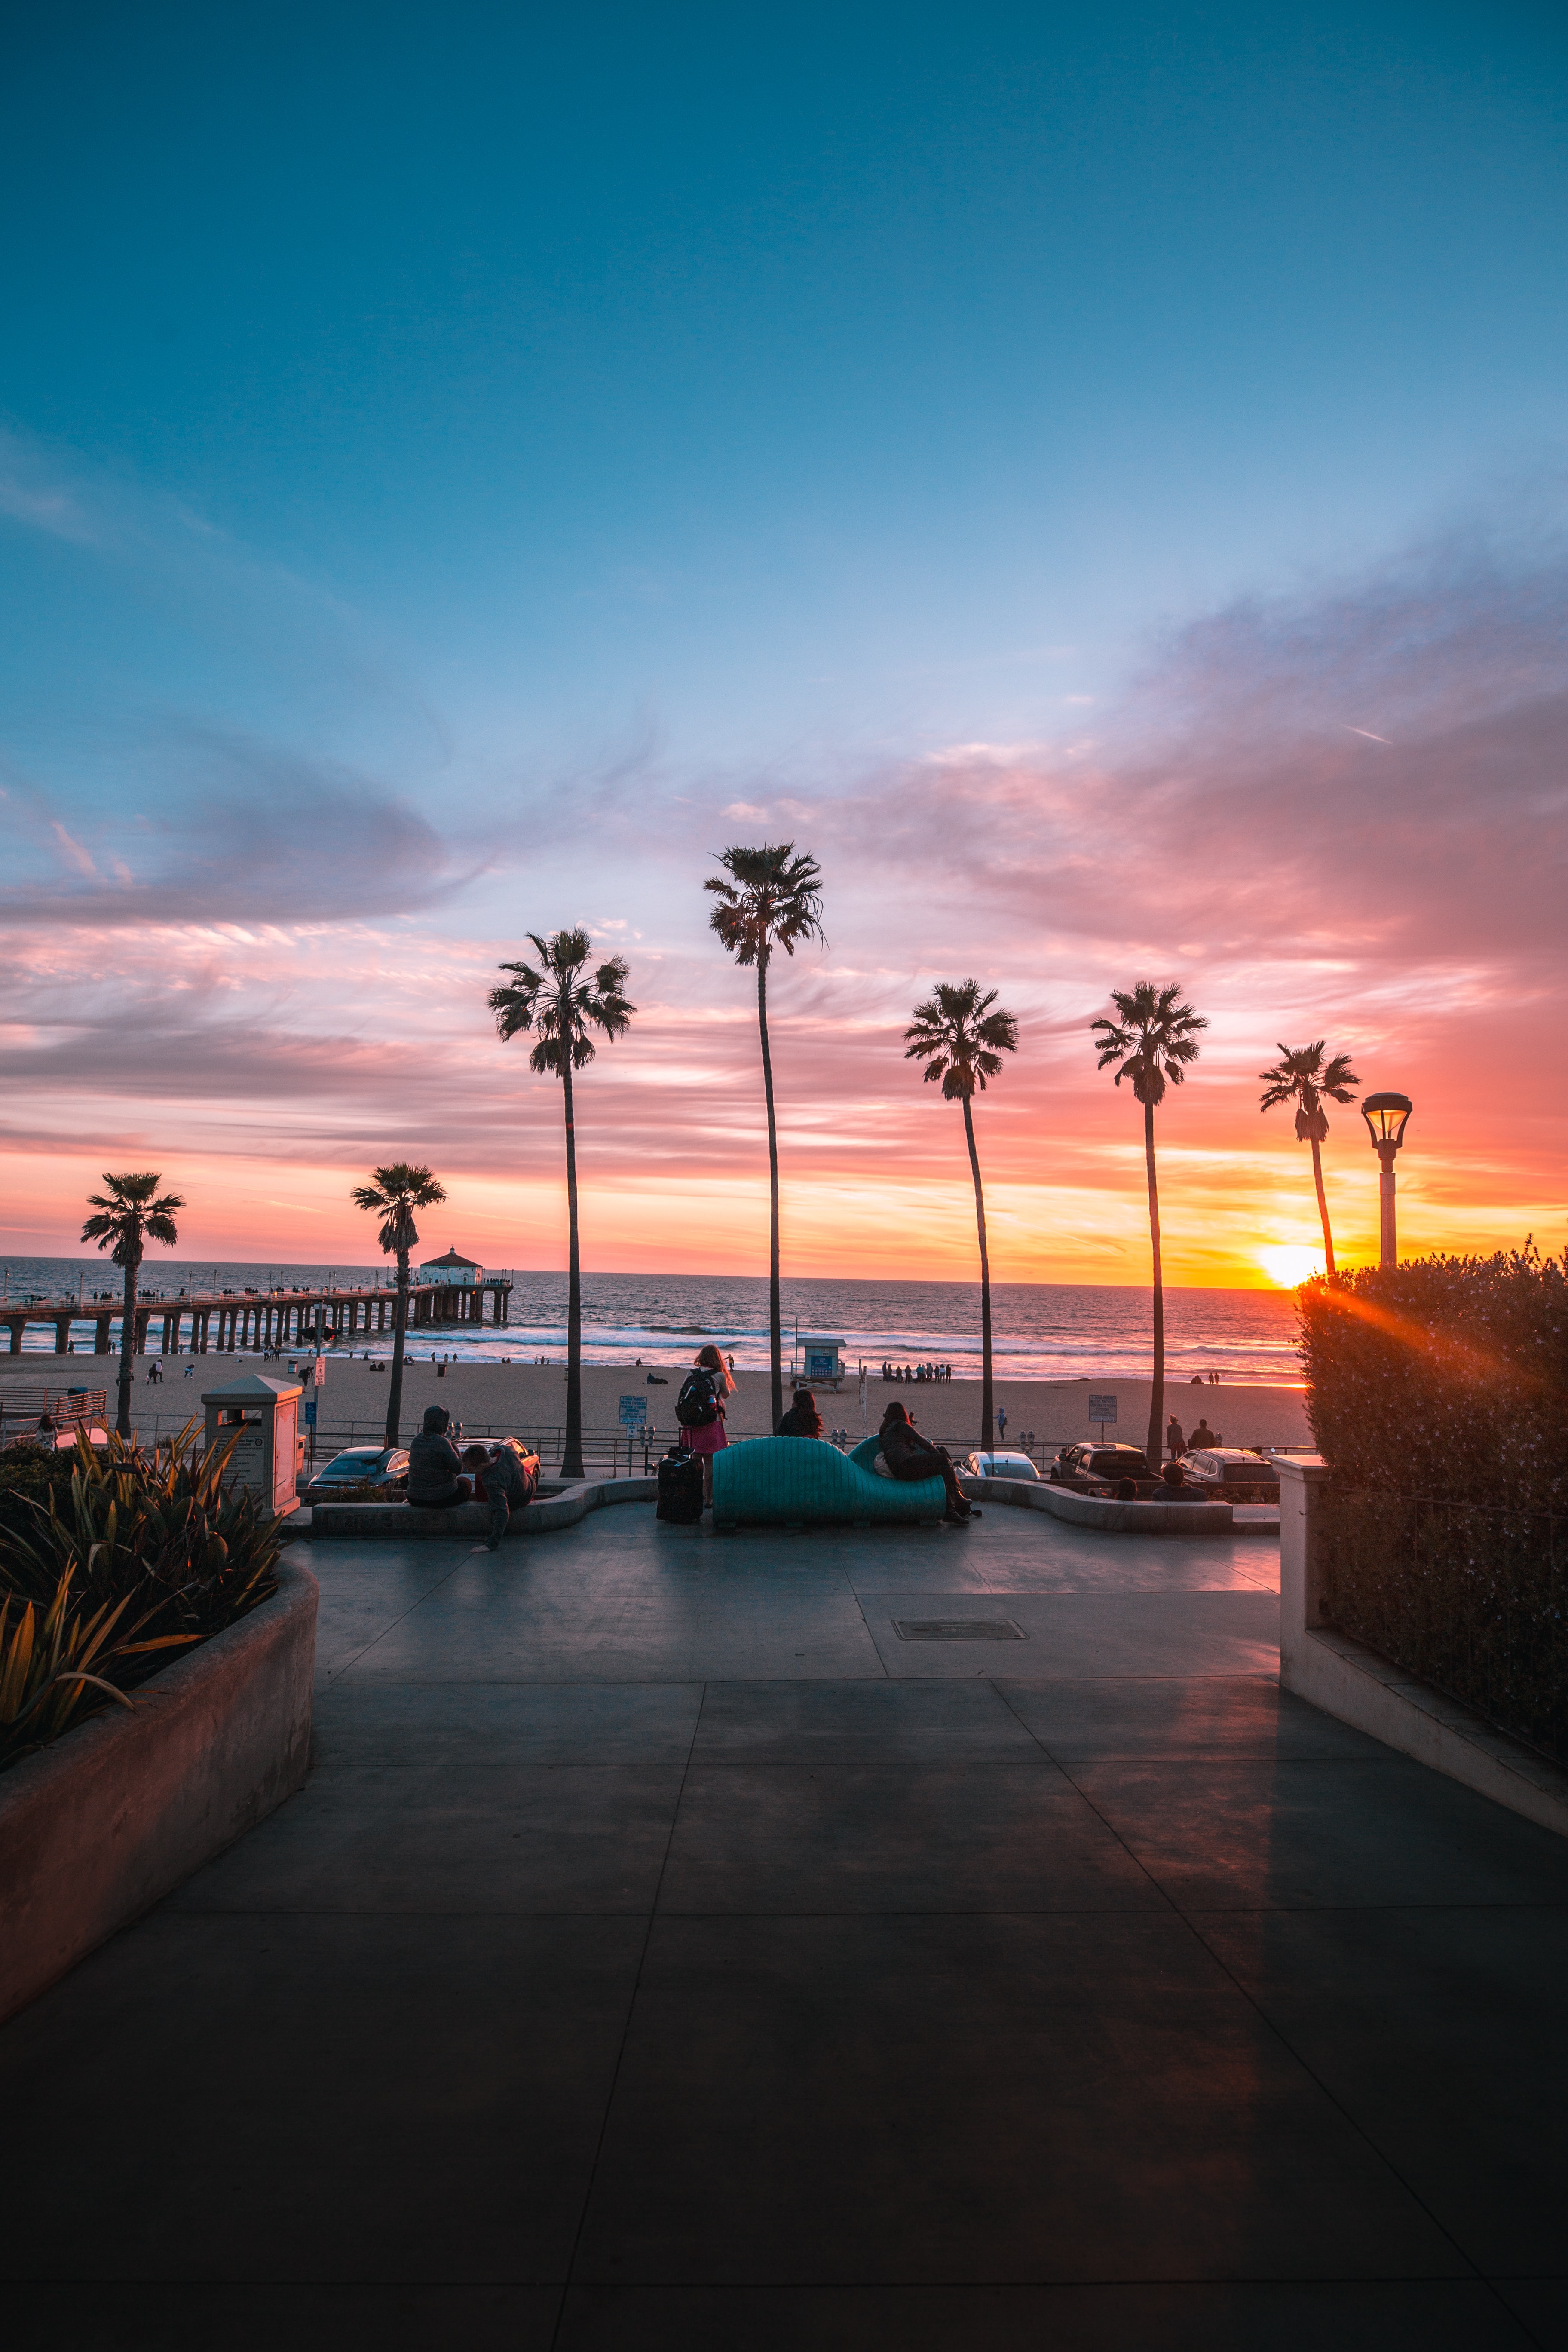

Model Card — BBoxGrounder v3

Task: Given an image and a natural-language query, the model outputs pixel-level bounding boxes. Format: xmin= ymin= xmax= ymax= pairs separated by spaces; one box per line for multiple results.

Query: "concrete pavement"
xmin=3 ymin=1501 xmax=1564 ymax=2348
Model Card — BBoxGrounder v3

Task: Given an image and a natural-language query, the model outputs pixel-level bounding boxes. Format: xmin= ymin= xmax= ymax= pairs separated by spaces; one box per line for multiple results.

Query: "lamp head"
xmin=1361 ymin=1091 xmax=1413 ymax=1156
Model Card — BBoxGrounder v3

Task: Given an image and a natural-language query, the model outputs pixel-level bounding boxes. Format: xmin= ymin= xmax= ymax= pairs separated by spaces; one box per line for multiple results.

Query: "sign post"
xmin=1087 ymin=1393 xmax=1118 ymax=1443
xmin=618 ymin=1393 xmax=648 ymax=1476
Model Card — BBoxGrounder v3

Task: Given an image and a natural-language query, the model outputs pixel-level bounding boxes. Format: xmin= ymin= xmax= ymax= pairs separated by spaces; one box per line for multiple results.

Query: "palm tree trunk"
xmin=385 ymin=1249 xmax=410 ymax=1449
xmin=962 ymin=1095 xmax=993 ymax=1452
xmin=1145 ymin=1096 xmax=1164 ymax=1467
xmin=562 ymin=1057 xmax=585 ymax=1479
xmin=117 ymin=1248 xmax=139 ymax=1438
xmin=1310 ymin=1135 xmax=1336 ymax=1276
xmin=757 ymin=959 xmax=784 ymax=1431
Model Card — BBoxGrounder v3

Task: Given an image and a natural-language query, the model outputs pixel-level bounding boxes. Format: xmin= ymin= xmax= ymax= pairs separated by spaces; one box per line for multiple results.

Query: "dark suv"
xmin=1178 ymin=1448 xmax=1280 ymax=1502
xmin=1050 ymin=1442 xmax=1153 ymax=1494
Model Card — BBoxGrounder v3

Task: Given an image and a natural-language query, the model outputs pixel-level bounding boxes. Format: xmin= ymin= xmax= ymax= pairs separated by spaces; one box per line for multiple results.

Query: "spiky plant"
xmin=81 ymin=1174 xmax=185 ymax=1438
xmin=1091 ymin=984 xmax=1207 ymax=1467
xmin=704 ymin=844 xmax=825 ymax=1428
xmin=489 ymin=931 xmax=635 ymax=1479
xmin=904 ymin=980 xmax=1020 ymax=1451
xmin=1259 ymin=1041 xmax=1360 ymax=1276
xmin=349 ymin=1164 xmax=448 ymax=1447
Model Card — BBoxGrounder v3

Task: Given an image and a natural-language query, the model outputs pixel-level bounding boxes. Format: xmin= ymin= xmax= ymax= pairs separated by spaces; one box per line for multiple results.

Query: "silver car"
xmin=961 ymin=1449 xmax=1041 ymax=1482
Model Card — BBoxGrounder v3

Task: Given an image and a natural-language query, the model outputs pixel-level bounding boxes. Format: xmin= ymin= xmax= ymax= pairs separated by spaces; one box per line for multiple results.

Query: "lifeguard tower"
xmin=790 ymin=1334 xmax=844 ymax=1392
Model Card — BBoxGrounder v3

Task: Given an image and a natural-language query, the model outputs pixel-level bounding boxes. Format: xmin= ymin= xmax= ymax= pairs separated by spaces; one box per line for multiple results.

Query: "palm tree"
xmin=1091 ymin=984 xmax=1207 ymax=1469
xmin=489 ymin=931 xmax=635 ymax=1479
xmin=705 ymin=843 xmax=825 ymax=1429
xmin=903 ymin=981 xmax=1020 ymax=1452
xmin=1258 ymin=1041 xmax=1360 ymax=1276
xmin=81 ymin=1173 xmax=185 ymax=1436
xmin=350 ymin=1164 xmax=447 ymax=1448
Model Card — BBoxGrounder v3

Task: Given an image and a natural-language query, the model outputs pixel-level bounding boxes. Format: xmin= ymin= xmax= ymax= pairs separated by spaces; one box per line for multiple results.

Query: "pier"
xmin=0 ymin=1275 xmax=512 ymax=1357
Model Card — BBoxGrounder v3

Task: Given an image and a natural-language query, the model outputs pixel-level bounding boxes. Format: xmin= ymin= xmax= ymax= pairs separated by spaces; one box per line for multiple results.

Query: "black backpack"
xmin=675 ymin=1368 xmax=719 ymax=1428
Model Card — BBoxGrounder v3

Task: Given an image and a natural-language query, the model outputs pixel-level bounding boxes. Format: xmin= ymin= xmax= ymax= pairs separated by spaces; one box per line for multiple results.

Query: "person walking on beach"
xmin=1167 ymin=1414 xmax=1185 ymax=1460
xmin=677 ymin=1341 xmax=733 ymax=1507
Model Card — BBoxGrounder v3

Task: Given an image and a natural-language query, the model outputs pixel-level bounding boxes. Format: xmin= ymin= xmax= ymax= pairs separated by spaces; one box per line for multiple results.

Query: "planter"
xmin=0 ymin=1556 xmax=318 ymax=2025
xmin=308 ymin=1473 xmax=656 ymax=1540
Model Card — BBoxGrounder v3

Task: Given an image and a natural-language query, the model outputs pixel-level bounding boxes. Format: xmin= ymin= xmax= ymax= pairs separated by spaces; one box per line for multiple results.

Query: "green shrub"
xmin=0 ymin=1427 xmax=280 ymax=1773
xmin=1298 ymin=1247 xmax=1568 ymax=1759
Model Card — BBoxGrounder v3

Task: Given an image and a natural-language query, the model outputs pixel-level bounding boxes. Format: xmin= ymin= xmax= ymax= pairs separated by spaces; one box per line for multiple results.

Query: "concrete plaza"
xmin=3 ymin=1501 xmax=1566 ymax=2348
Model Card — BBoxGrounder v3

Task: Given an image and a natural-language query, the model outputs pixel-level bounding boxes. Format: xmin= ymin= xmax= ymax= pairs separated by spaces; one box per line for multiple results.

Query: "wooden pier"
xmin=0 ymin=1276 xmax=512 ymax=1357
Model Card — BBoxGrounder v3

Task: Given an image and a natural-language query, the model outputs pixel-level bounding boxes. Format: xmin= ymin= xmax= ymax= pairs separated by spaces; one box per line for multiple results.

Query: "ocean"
xmin=0 ymin=1260 xmax=1303 ymax=1384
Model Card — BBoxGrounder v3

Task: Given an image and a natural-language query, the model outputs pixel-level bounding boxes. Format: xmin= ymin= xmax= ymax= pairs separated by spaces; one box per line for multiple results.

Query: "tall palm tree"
xmin=350 ymin=1163 xmax=447 ymax=1448
xmin=1091 ymin=984 xmax=1207 ymax=1468
xmin=705 ymin=843 xmax=825 ymax=1429
xmin=489 ymin=931 xmax=634 ymax=1479
xmin=1258 ymin=1041 xmax=1360 ymax=1276
xmin=81 ymin=1173 xmax=185 ymax=1437
xmin=904 ymin=981 xmax=1020 ymax=1452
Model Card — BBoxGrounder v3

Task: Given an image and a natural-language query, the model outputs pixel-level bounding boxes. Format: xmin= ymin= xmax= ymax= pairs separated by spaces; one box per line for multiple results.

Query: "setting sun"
xmin=1258 ymin=1246 xmax=1326 ymax=1288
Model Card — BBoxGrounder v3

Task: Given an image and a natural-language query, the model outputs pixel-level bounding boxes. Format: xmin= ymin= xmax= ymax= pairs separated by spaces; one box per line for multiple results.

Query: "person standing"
xmin=677 ymin=1342 xmax=734 ymax=1507
xmin=1166 ymin=1414 xmax=1185 ymax=1460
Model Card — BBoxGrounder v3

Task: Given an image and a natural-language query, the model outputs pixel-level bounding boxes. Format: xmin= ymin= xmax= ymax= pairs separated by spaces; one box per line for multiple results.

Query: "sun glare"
xmin=1258 ymin=1245 xmax=1325 ymax=1288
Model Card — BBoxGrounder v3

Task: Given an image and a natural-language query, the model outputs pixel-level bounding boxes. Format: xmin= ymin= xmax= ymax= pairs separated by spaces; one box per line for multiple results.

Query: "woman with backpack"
xmin=676 ymin=1341 xmax=734 ymax=1507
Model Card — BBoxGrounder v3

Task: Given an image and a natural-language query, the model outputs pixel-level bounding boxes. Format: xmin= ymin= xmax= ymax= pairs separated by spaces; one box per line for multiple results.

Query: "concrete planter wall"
xmin=959 ymin=1473 xmax=1250 ymax=1537
xmin=309 ymin=1473 xmax=657 ymax=1540
xmin=0 ymin=1556 xmax=318 ymax=2025
xmin=1277 ymin=1457 xmax=1568 ymax=1836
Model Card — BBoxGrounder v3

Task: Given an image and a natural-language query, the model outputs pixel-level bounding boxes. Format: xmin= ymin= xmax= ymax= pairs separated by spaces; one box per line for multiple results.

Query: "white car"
xmin=961 ymin=1450 xmax=1040 ymax=1482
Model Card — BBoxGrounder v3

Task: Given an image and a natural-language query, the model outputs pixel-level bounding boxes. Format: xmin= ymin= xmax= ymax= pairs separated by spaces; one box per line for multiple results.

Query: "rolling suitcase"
xmin=656 ymin=1445 xmax=704 ymax=1524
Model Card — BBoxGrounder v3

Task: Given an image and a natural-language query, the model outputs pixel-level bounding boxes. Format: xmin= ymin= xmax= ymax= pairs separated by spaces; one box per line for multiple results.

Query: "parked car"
xmin=1050 ymin=1442 xmax=1153 ymax=1493
xmin=1177 ymin=1448 xmax=1280 ymax=1502
xmin=961 ymin=1450 xmax=1041 ymax=1482
xmin=306 ymin=1444 xmax=409 ymax=1502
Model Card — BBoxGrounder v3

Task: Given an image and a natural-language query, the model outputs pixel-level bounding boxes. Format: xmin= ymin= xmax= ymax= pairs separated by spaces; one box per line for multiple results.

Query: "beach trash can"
xmin=201 ymin=1369 xmax=304 ymax=1519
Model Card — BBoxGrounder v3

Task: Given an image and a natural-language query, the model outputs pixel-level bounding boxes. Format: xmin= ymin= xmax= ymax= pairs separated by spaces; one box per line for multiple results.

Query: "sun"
xmin=1258 ymin=1245 xmax=1325 ymax=1288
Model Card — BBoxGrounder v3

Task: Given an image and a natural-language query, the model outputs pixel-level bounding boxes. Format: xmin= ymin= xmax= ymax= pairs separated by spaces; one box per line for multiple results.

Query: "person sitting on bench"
xmin=407 ymin=1405 xmax=472 ymax=1510
xmin=878 ymin=1400 xmax=975 ymax=1526
xmin=462 ymin=1440 xmax=535 ymax=1550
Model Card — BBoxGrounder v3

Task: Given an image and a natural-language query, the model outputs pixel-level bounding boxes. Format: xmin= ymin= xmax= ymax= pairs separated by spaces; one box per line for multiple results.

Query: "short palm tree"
xmin=705 ymin=843 xmax=825 ymax=1429
xmin=904 ymin=981 xmax=1020 ymax=1451
xmin=1092 ymin=984 xmax=1207 ymax=1468
xmin=489 ymin=931 xmax=634 ymax=1479
xmin=81 ymin=1174 xmax=186 ymax=1437
xmin=1258 ymin=1041 xmax=1360 ymax=1276
xmin=350 ymin=1164 xmax=447 ymax=1448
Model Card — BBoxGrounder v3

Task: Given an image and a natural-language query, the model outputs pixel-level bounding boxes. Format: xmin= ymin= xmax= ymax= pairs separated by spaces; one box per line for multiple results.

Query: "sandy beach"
xmin=0 ymin=1351 xmax=1314 ymax=1457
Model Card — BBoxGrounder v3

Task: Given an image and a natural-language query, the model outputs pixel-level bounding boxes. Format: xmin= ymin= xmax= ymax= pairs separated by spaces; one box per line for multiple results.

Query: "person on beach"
xmin=776 ymin=1389 xmax=824 ymax=1438
xmin=1167 ymin=1414 xmax=1185 ymax=1459
xmin=878 ymin=1400 xmax=976 ymax=1525
xmin=677 ymin=1342 xmax=733 ymax=1507
xmin=407 ymin=1404 xmax=472 ymax=1509
xmin=1189 ymin=1416 xmax=1218 ymax=1449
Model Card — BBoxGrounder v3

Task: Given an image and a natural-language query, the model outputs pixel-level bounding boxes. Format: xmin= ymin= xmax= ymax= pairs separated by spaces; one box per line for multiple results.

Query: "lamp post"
xmin=1360 ymin=1092 xmax=1413 ymax=1268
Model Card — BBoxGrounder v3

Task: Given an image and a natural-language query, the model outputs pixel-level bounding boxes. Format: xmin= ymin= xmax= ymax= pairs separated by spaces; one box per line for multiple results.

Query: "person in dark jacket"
xmin=776 ymin=1390 xmax=825 ymax=1439
xmin=878 ymin=1401 xmax=976 ymax=1524
xmin=462 ymin=1439 xmax=536 ymax=1549
xmin=407 ymin=1405 xmax=471 ymax=1509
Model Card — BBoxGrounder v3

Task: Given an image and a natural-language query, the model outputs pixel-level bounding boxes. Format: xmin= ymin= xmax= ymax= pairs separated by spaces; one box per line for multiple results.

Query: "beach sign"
xmin=1087 ymin=1393 xmax=1117 ymax=1438
xmin=618 ymin=1394 xmax=649 ymax=1429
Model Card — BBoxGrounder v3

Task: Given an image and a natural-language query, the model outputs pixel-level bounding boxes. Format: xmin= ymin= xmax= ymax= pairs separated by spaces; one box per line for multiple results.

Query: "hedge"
xmin=1298 ymin=1247 xmax=1567 ymax=1761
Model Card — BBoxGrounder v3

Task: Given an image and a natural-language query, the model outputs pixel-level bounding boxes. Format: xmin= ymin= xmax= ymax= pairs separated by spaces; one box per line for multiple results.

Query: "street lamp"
xmin=1361 ymin=1091 xmax=1413 ymax=1268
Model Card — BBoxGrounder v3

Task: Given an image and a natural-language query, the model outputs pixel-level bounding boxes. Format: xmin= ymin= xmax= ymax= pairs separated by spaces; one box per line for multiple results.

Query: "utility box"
xmin=202 ymin=1370 xmax=303 ymax=1519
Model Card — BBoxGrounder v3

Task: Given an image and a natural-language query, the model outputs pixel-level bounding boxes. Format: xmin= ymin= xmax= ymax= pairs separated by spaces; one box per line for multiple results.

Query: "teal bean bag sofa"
xmin=710 ymin=1435 xmax=948 ymax=1529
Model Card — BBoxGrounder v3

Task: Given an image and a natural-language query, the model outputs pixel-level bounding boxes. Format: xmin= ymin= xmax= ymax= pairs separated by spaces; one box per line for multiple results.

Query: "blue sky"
xmin=2 ymin=2 xmax=1565 ymax=1275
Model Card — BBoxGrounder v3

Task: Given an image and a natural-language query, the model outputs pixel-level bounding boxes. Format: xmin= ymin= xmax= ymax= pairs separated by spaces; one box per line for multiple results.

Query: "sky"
xmin=2 ymin=0 xmax=1565 ymax=1289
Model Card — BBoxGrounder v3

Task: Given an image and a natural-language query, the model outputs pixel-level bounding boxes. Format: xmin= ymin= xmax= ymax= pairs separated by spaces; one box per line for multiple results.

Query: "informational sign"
xmin=618 ymin=1394 xmax=649 ymax=1429
xmin=303 ymin=1399 xmax=317 ymax=1425
xmin=1087 ymin=1394 xmax=1118 ymax=1424
xmin=225 ymin=1423 xmax=268 ymax=1498
xmin=312 ymin=1356 xmax=327 ymax=1386
xmin=804 ymin=1347 xmax=840 ymax=1382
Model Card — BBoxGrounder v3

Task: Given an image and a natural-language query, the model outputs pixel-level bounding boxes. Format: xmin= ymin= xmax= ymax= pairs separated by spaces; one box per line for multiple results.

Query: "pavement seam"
xmin=314 ymin=1552 xmax=475 ymax=1683
xmin=989 ymin=1681 xmax=1519 ymax=2317
xmin=547 ymin=1676 xmax=708 ymax=2352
